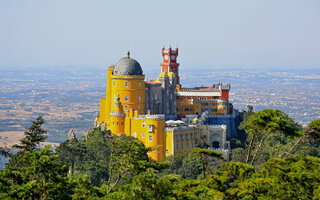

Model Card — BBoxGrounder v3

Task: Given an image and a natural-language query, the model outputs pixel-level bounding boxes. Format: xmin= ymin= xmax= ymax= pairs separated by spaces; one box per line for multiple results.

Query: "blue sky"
xmin=0 ymin=0 xmax=319 ymax=70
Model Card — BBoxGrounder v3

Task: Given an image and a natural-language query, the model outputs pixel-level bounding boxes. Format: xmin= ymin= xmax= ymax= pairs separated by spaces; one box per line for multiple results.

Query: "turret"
xmin=160 ymin=46 xmax=180 ymax=86
xmin=110 ymin=95 xmax=125 ymax=135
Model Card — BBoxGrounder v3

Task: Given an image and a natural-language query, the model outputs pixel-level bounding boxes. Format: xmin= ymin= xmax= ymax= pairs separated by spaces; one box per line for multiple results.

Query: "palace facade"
xmin=97 ymin=47 xmax=231 ymax=161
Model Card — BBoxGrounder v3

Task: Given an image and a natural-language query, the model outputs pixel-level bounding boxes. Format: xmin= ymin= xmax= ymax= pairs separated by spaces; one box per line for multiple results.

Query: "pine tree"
xmin=13 ymin=115 xmax=47 ymax=152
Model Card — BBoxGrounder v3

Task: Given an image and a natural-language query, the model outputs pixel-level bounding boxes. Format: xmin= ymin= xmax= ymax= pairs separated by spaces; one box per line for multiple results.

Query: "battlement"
xmin=180 ymin=87 xmax=220 ymax=92
xmin=133 ymin=114 xmax=165 ymax=120
xmin=207 ymin=124 xmax=227 ymax=129
xmin=164 ymin=125 xmax=196 ymax=132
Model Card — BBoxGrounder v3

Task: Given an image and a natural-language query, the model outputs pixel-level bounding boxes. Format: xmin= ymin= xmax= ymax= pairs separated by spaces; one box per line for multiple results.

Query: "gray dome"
xmin=113 ymin=51 xmax=143 ymax=75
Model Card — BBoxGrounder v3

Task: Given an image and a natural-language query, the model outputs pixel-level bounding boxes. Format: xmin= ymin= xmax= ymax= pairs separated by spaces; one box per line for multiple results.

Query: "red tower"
xmin=160 ymin=46 xmax=180 ymax=85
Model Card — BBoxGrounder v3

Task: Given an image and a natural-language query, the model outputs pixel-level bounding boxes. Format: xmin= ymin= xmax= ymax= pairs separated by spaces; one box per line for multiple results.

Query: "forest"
xmin=0 ymin=108 xmax=319 ymax=200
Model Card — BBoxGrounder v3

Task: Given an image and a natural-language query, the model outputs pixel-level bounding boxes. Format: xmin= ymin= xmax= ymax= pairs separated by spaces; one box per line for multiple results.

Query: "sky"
xmin=0 ymin=0 xmax=319 ymax=70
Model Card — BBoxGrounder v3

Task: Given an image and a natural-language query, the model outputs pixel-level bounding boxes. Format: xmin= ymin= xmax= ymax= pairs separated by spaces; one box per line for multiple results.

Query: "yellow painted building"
xmin=97 ymin=51 xmax=169 ymax=161
xmin=97 ymin=50 xmax=229 ymax=162
xmin=176 ymin=98 xmax=229 ymax=117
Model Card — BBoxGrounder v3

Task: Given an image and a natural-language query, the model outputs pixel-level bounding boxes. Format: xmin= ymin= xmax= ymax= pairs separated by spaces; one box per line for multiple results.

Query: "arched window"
xmin=142 ymin=121 xmax=146 ymax=128
xmin=125 ymin=81 xmax=129 ymax=87
xmin=125 ymin=95 xmax=129 ymax=101
xmin=149 ymin=135 xmax=152 ymax=142
xmin=113 ymin=81 xmax=116 ymax=87
xmin=142 ymin=132 xmax=145 ymax=138
xmin=133 ymin=132 xmax=137 ymax=138
xmin=138 ymin=96 xmax=141 ymax=101
xmin=138 ymin=81 xmax=141 ymax=87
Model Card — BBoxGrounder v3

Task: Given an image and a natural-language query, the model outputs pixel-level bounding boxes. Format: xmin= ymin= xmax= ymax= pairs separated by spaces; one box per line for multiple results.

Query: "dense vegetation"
xmin=0 ymin=110 xmax=319 ymax=199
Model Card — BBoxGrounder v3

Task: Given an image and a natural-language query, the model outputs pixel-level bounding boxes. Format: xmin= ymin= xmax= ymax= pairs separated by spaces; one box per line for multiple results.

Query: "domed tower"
xmin=110 ymin=51 xmax=145 ymax=115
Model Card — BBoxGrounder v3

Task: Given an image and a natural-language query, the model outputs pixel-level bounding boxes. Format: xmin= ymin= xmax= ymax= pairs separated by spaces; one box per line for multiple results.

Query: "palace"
xmin=97 ymin=47 xmax=232 ymax=162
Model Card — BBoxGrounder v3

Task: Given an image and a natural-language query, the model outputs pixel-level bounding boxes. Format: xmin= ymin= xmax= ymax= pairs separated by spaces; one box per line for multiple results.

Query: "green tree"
xmin=13 ymin=115 xmax=47 ymax=152
xmin=105 ymin=168 xmax=174 ymax=200
xmin=193 ymin=148 xmax=223 ymax=179
xmin=7 ymin=116 xmax=48 ymax=168
xmin=285 ymin=118 xmax=320 ymax=159
xmin=227 ymin=156 xmax=320 ymax=200
xmin=55 ymin=136 xmax=83 ymax=176
xmin=0 ymin=146 xmax=74 ymax=200
xmin=106 ymin=136 xmax=149 ymax=193
xmin=242 ymin=109 xmax=300 ymax=165
xmin=56 ymin=127 xmax=110 ymax=187
xmin=179 ymin=152 xmax=202 ymax=180
xmin=160 ymin=151 xmax=202 ymax=180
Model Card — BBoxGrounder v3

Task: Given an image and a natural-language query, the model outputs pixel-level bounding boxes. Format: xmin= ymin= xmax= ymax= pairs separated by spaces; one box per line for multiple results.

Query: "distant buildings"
xmin=96 ymin=47 xmax=232 ymax=161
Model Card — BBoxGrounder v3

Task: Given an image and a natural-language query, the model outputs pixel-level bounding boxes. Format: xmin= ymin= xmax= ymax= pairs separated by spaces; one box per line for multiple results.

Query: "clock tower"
xmin=160 ymin=45 xmax=180 ymax=86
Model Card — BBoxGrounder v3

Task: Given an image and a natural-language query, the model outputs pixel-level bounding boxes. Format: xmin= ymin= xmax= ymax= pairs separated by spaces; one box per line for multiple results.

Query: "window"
xmin=155 ymin=94 xmax=158 ymax=100
xmin=186 ymin=142 xmax=189 ymax=148
xmin=182 ymin=134 xmax=185 ymax=141
xmin=125 ymin=81 xmax=129 ymax=87
xmin=133 ymin=132 xmax=137 ymax=138
xmin=113 ymin=95 xmax=116 ymax=101
xmin=138 ymin=81 xmax=141 ymax=87
xmin=117 ymin=122 xmax=119 ymax=125
xmin=176 ymin=144 xmax=179 ymax=150
xmin=125 ymin=95 xmax=129 ymax=101
xmin=149 ymin=135 xmax=152 ymax=142
xmin=113 ymin=81 xmax=116 ymax=87
xmin=142 ymin=132 xmax=145 ymax=138
xmin=181 ymin=143 xmax=184 ymax=149
xmin=148 ymin=124 xmax=153 ymax=133
xmin=191 ymin=133 xmax=194 ymax=140
xmin=186 ymin=133 xmax=189 ymax=141
xmin=191 ymin=142 xmax=193 ymax=148
xmin=125 ymin=104 xmax=128 ymax=109
xmin=138 ymin=96 xmax=141 ymax=101
xmin=176 ymin=134 xmax=180 ymax=142
xmin=138 ymin=104 xmax=141 ymax=109
xmin=142 ymin=121 xmax=146 ymax=128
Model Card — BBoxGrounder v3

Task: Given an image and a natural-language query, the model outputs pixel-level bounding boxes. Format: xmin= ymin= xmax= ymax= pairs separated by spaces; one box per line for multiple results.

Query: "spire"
xmin=126 ymin=50 xmax=130 ymax=58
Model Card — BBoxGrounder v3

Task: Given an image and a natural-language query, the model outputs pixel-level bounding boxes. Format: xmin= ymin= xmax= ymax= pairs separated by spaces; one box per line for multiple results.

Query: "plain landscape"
xmin=1 ymin=66 xmax=319 ymax=145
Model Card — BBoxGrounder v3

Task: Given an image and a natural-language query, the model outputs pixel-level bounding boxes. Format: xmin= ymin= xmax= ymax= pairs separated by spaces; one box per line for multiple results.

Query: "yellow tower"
xmin=110 ymin=51 xmax=145 ymax=116
xmin=109 ymin=95 xmax=125 ymax=135
xmin=98 ymin=51 xmax=146 ymax=135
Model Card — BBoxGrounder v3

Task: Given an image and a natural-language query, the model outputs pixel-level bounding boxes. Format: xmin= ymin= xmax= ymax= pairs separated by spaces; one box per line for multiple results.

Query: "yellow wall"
xmin=109 ymin=114 xmax=125 ymax=135
xmin=165 ymin=130 xmax=174 ymax=157
xmin=105 ymin=66 xmax=114 ymax=121
xmin=176 ymin=99 xmax=229 ymax=116
xmin=111 ymin=75 xmax=145 ymax=115
xmin=165 ymin=128 xmax=199 ymax=157
xmin=98 ymin=97 xmax=106 ymax=122
xmin=129 ymin=117 xmax=166 ymax=162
